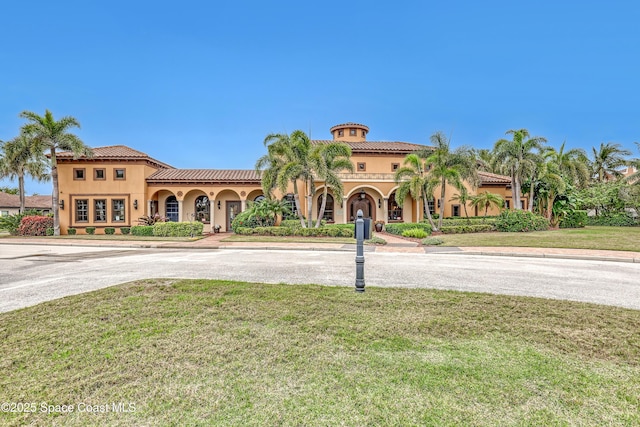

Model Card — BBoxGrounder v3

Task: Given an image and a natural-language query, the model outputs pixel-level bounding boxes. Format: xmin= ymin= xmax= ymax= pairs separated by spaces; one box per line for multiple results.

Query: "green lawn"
xmin=436 ymin=226 xmax=640 ymax=252
xmin=1 ymin=280 xmax=638 ymax=426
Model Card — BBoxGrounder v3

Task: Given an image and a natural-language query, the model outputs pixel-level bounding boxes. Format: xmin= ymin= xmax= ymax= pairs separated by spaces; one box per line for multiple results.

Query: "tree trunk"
xmin=18 ymin=173 xmax=25 ymax=214
xmin=307 ymin=193 xmax=313 ymax=229
xmin=315 ymin=187 xmax=328 ymax=228
xmin=292 ymin=181 xmax=305 ymax=228
xmin=528 ymin=183 xmax=535 ymax=212
xmin=513 ymin=174 xmax=522 ymax=210
xmin=438 ymin=179 xmax=446 ymax=229
xmin=51 ymin=148 xmax=60 ymax=236
xmin=422 ymin=194 xmax=438 ymax=232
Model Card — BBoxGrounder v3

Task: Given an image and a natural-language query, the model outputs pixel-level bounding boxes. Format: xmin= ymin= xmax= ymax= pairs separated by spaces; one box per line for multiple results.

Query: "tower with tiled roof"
xmin=330 ymin=123 xmax=370 ymax=142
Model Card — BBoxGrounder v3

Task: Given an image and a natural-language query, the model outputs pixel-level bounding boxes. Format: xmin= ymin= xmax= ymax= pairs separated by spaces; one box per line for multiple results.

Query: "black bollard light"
xmin=355 ymin=209 xmax=365 ymax=292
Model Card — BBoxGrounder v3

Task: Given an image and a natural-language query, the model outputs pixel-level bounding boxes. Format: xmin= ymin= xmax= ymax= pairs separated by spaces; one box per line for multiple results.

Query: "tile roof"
xmin=478 ymin=171 xmax=511 ymax=184
xmin=146 ymin=169 xmax=261 ymax=183
xmin=56 ymin=145 xmax=173 ymax=168
xmin=330 ymin=122 xmax=370 ymax=132
xmin=0 ymin=193 xmax=52 ymax=209
xmin=313 ymin=140 xmax=431 ymax=153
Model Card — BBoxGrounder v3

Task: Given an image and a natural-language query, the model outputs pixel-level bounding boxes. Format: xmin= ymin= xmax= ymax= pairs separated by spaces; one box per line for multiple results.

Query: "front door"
xmin=226 ymin=201 xmax=241 ymax=231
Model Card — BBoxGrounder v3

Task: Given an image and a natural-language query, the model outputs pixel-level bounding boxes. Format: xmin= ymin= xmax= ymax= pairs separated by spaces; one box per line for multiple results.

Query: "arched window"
xmin=388 ymin=192 xmax=403 ymax=221
xmin=254 ymin=195 xmax=266 ymax=203
xmin=195 ymin=196 xmax=209 ymax=222
xmin=165 ymin=196 xmax=179 ymax=222
xmin=317 ymin=194 xmax=334 ymax=222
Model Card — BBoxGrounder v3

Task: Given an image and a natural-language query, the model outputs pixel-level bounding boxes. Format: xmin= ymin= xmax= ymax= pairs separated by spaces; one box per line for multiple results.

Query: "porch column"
xmin=343 ymin=196 xmax=348 ymax=223
xmin=383 ymin=198 xmax=389 ymax=223
xmin=241 ymin=199 xmax=246 ymax=212
xmin=147 ymin=200 xmax=152 ymax=217
xmin=178 ymin=200 xmax=183 ymax=222
xmin=210 ymin=199 xmax=216 ymax=227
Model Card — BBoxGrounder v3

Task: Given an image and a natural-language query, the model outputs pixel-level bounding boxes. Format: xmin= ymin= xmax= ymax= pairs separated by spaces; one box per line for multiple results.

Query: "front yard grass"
xmin=437 ymin=226 xmax=640 ymax=252
xmin=1 ymin=280 xmax=638 ymax=426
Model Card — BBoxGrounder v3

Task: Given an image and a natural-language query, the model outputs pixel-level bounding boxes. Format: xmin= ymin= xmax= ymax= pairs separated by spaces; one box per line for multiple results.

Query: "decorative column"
xmin=343 ymin=196 xmax=349 ymax=223
xmin=383 ymin=197 xmax=389 ymax=223
xmin=178 ymin=200 xmax=183 ymax=222
xmin=210 ymin=199 xmax=216 ymax=228
xmin=147 ymin=200 xmax=152 ymax=217
xmin=241 ymin=199 xmax=246 ymax=212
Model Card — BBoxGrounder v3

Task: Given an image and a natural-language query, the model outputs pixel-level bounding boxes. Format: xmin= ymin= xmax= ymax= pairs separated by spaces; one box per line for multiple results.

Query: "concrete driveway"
xmin=1 ymin=244 xmax=639 ymax=312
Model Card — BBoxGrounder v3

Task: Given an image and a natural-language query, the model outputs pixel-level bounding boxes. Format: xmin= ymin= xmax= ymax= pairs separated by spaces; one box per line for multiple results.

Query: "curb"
xmin=433 ymin=250 xmax=640 ymax=264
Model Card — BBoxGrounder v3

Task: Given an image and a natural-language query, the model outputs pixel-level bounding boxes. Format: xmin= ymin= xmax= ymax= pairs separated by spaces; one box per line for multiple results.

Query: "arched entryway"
xmin=347 ymin=191 xmax=376 ymax=221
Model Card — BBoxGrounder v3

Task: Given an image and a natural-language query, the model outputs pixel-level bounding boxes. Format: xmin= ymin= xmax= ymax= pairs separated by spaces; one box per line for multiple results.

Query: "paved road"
xmin=1 ymin=244 xmax=639 ymax=312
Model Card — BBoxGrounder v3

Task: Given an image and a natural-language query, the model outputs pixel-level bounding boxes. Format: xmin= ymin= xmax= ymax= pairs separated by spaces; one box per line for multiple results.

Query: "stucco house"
xmin=0 ymin=192 xmax=52 ymax=217
xmin=54 ymin=123 xmax=517 ymax=234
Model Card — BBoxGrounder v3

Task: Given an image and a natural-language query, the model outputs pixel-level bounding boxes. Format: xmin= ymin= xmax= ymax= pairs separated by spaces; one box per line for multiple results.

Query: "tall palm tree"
xmin=420 ymin=132 xmax=478 ymax=230
xmin=0 ymin=134 xmax=50 ymax=213
xmin=255 ymin=130 xmax=315 ymax=228
xmin=20 ymin=110 xmax=93 ymax=235
xmin=626 ymin=142 xmax=640 ymax=184
xmin=470 ymin=191 xmax=504 ymax=220
xmin=394 ymin=153 xmax=439 ymax=231
xmin=310 ymin=142 xmax=353 ymax=228
xmin=591 ymin=142 xmax=631 ymax=182
xmin=493 ymin=129 xmax=547 ymax=210
xmin=545 ymin=142 xmax=590 ymax=189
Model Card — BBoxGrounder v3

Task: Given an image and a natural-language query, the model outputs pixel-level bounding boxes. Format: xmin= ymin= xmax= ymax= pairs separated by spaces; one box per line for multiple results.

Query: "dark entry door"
xmin=226 ymin=201 xmax=241 ymax=231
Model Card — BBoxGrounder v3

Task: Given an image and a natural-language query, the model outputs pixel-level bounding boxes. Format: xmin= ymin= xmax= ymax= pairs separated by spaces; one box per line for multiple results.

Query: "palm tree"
xmin=470 ymin=191 xmax=504 ymax=220
xmin=546 ymin=142 xmax=590 ymax=189
xmin=449 ymin=187 xmax=471 ymax=221
xmin=493 ymin=129 xmax=547 ymax=210
xmin=20 ymin=110 xmax=92 ymax=235
xmin=591 ymin=142 xmax=631 ymax=182
xmin=310 ymin=142 xmax=353 ymax=228
xmin=394 ymin=153 xmax=439 ymax=231
xmin=0 ymin=134 xmax=50 ymax=214
xmin=255 ymin=130 xmax=315 ymax=228
xmin=421 ymin=132 xmax=478 ymax=230
xmin=626 ymin=142 xmax=640 ymax=184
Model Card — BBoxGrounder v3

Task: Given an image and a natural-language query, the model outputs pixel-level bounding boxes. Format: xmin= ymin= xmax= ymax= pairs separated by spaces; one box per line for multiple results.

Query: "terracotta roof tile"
xmin=313 ymin=140 xmax=431 ymax=153
xmin=478 ymin=171 xmax=511 ymax=184
xmin=56 ymin=145 xmax=173 ymax=168
xmin=146 ymin=169 xmax=261 ymax=183
xmin=0 ymin=193 xmax=52 ymax=209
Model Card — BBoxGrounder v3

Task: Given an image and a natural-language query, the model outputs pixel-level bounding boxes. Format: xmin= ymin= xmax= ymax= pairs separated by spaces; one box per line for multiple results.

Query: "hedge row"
xmin=584 ymin=213 xmax=638 ymax=227
xmin=494 ymin=210 xmax=549 ymax=232
xmin=431 ymin=217 xmax=498 ymax=227
xmin=153 ymin=222 xmax=204 ymax=237
xmin=19 ymin=216 xmax=54 ymax=236
xmin=385 ymin=222 xmax=432 ymax=236
xmin=440 ymin=224 xmax=494 ymax=234
xmin=236 ymin=226 xmax=354 ymax=238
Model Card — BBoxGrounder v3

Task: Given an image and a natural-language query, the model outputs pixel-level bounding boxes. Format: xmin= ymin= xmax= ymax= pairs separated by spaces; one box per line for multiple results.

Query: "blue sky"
xmin=2 ymin=0 xmax=639 ymax=195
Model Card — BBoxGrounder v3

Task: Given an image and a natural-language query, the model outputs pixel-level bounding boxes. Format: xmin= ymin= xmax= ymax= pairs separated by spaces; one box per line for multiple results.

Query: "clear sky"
xmin=1 ymin=0 xmax=639 ymax=195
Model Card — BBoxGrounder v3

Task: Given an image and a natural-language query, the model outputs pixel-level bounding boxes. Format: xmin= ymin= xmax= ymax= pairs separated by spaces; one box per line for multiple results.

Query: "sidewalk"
xmin=1 ymin=233 xmax=639 ymax=263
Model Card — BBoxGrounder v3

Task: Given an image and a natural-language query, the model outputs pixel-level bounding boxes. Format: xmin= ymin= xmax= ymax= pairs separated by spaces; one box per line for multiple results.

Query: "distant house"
xmin=0 ymin=193 xmax=52 ymax=216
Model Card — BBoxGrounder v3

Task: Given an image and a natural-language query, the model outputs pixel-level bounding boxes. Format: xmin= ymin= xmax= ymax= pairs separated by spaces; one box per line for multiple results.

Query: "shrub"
xmin=138 ymin=213 xmax=167 ymax=226
xmin=585 ymin=213 xmax=638 ymax=227
xmin=495 ymin=210 xmax=549 ymax=232
xmin=104 ymin=227 xmax=116 ymax=235
xmin=231 ymin=210 xmax=261 ymax=233
xmin=440 ymin=224 xmax=494 ymax=234
xmin=67 ymin=228 xmax=77 ymax=235
xmin=46 ymin=227 xmax=54 ymax=236
xmin=85 ymin=227 xmax=96 ymax=235
xmin=368 ymin=236 xmax=387 ymax=245
xmin=434 ymin=217 xmax=498 ymax=227
xmin=385 ymin=222 xmax=432 ymax=236
xmin=131 ymin=225 xmax=154 ymax=236
xmin=280 ymin=219 xmax=303 ymax=229
xmin=153 ymin=221 xmax=204 ymax=237
xmin=120 ymin=227 xmax=130 ymax=235
xmin=0 ymin=213 xmax=25 ymax=235
xmin=402 ymin=228 xmax=428 ymax=239
xmin=422 ymin=237 xmax=444 ymax=246
xmin=339 ymin=228 xmax=354 ymax=238
xmin=18 ymin=216 xmax=54 ymax=236
xmin=235 ymin=227 xmax=254 ymax=235
xmin=559 ymin=210 xmax=588 ymax=229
